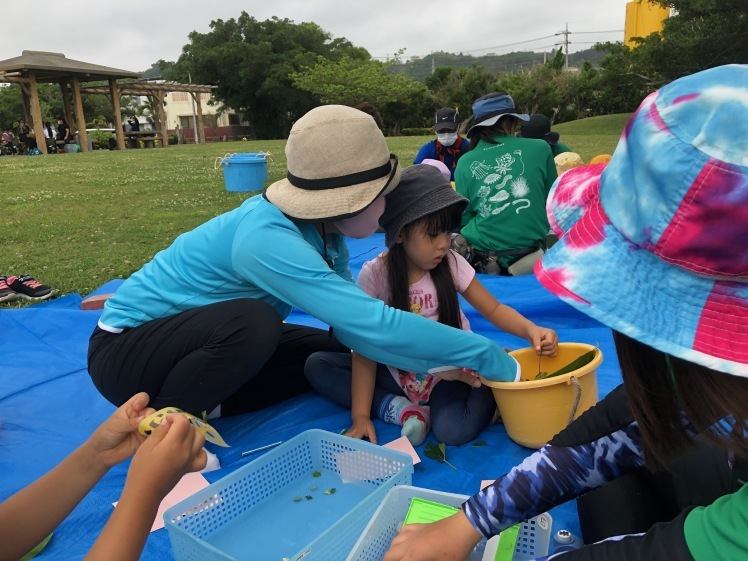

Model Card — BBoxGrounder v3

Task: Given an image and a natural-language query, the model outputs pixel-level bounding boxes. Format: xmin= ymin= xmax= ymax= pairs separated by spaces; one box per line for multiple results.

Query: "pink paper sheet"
xmin=383 ymin=436 xmax=421 ymax=465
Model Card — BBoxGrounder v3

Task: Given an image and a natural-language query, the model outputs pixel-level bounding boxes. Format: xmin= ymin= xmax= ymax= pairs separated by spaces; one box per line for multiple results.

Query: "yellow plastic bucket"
xmin=481 ymin=343 xmax=602 ymax=449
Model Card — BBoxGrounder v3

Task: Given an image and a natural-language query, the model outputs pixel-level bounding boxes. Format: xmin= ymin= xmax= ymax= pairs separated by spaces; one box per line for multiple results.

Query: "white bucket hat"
xmin=265 ymin=105 xmax=401 ymax=222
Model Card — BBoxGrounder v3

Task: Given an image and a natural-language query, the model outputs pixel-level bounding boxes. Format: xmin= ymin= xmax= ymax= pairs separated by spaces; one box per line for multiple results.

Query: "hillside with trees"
xmin=392 ymin=48 xmax=607 ymax=83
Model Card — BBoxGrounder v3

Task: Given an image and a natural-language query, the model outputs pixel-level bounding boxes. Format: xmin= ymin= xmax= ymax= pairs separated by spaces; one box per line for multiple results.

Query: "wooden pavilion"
xmin=0 ymin=51 xmax=214 ymax=153
xmin=79 ymin=81 xmax=215 ymax=149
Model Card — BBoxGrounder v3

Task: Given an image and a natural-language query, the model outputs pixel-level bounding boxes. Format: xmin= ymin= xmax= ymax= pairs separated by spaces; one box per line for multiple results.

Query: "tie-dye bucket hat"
xmin=536 ymin=64 xmax=748 ymax=378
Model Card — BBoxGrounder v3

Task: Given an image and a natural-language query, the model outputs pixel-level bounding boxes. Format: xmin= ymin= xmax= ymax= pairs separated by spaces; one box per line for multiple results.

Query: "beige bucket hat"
xmin=265 ymin=105 xmax=401 ymax=222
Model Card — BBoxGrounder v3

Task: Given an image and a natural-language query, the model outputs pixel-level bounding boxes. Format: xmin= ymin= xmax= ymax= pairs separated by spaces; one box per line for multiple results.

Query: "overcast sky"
xmin=3 ymin=0 xmax=631 ymax=73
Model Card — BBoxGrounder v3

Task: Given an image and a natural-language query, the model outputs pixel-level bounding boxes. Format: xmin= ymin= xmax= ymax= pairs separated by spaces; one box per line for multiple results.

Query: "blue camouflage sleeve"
xmin=463 ymin=417 xmax=645 ymax=537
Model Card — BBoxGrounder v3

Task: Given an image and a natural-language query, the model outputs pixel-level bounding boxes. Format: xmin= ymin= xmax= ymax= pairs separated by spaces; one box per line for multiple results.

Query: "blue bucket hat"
xmin=536 ymin=64 xmax=748 ymax=378
xmin=466 ymin=92 xmax=529 ymax=138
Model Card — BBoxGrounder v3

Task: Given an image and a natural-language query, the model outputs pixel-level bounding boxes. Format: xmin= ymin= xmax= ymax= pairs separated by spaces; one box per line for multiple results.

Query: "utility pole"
xmin=431 ymin=54 xmax=435 ymax=75
xmin=555 ymin=23 xmax=570 ymax=70
xmin=188 ymin=72 xmax=199 ymax=144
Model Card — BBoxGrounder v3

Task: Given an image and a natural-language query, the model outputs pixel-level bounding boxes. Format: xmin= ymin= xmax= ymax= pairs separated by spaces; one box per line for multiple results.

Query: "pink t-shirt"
xmin=357 ymin=249 xmax=475 ymax=404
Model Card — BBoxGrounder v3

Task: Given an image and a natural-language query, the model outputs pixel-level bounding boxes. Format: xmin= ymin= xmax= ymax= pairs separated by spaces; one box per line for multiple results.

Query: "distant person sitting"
xmin=42 ymin=121 xmax=58 ymax=153
xmin=128 ymin=116 xmax=140 ymax=132
xmin=43 ymin=121 xmax=56 ymax=140
xmin=413 ymin=107 xmax=470 ymax=181
xmin=18 ymin=119 xmax=36 ymax=150
xmin=56 ymin=118 xmax=75 ymax=144
xmin=519 ymin=114 xmax=571 ymax=157
xmin=1 ymin=129 xmax=18 ymax=154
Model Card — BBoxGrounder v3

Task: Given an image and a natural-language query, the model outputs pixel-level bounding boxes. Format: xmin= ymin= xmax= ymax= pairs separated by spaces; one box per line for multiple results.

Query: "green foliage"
xmin=290 ymin=54 xmax=428 ymax=107
xmin=546 ymin=49 xmax=566 ymax=71
xmin=88 ymin=129 xmax=115 ymax=150
xmin=393 ymin=49 xmax=606 ymax=83
xmin=400 ymin=128 xmax=433 ymax=136
xmin=641 ymin=0 xmax=748 ymax=80
xmin=0 ymin=85 xmax=24 ymax=131
xmin=170 ymin=13 xmax=369 ymax=139
xmin=497 ymin=65 xmax=563 ymax=118
xmin=423 ymin=65 xmax=497 ymax=124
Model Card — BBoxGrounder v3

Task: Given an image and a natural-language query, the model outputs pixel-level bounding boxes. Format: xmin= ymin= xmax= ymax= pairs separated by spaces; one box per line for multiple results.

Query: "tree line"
xmin=2 ymin=0 xmax=744 ymax=138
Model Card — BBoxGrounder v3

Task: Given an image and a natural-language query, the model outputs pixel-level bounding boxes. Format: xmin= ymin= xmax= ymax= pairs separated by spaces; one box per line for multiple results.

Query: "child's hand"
xmin=433 ymin=368 xmax=482 ymax=388
xmin=347 ymin=416 xmax=379 ymax=444
xmin=528 ymin=327 xmax=558 ymax=356
xmin=125 ymin=414 xmax=207 ymax=501
xmin=86 ymin=392 xmax=155 ymax=470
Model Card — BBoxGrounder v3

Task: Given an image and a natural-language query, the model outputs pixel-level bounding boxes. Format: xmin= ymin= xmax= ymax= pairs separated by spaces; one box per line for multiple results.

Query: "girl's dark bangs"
xmin=416 ymin=203 xmax=463 ymax=234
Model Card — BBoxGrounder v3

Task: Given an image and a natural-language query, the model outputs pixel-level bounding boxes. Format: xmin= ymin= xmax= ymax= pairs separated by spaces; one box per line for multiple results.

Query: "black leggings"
xmin=87 ymin=298 xmax=348 ymax=416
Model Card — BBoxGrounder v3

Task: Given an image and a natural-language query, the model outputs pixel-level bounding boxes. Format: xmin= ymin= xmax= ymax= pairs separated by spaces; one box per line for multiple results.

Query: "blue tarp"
xmin=0 ymin=234 xmax=622 ymax=560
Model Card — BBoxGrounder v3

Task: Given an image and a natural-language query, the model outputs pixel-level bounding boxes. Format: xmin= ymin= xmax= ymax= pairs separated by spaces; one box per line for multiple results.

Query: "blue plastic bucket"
xmin=221 ymin=153 xmax=268 ymax=192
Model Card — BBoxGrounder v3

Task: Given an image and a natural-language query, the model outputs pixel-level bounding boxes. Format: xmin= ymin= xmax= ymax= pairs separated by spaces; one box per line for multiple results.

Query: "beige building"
xmin=162 ymin=90 xmax=246 ymax=131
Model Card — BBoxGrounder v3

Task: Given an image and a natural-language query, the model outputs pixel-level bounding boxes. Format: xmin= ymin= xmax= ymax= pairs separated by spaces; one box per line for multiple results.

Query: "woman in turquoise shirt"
xmin=88 ymin=105 xmax=518 ymax=419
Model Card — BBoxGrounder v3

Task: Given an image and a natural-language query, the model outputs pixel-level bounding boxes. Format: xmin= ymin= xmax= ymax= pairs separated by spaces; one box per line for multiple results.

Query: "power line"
xmin=461 ymin=34 xmax=558 ymax=54
xmin=374 ymin=26 xmax=623 ymax=61
xmin=571 ymin=30 xmax=624 ymax=34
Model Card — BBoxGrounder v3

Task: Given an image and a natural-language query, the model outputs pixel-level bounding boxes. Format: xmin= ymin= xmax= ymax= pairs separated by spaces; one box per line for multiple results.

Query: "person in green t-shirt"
xmin=519 ymin=113 xmax=573 ymax=157
xmin=452 ymin=93 xmax=557 ymax=276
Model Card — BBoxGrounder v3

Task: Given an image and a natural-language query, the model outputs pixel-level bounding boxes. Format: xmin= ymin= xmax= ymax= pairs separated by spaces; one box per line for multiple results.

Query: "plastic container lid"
xmin=403 ymin=497 xmax=459 ymax=525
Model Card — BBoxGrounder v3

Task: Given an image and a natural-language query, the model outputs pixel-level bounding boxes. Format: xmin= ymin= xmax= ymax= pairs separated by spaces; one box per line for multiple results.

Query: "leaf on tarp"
xmin=472 ymin=441 xmax=487 ymax=447
xmin=312 ymin=470 xmax=321 ymax=478
xmin=424 ymin=442 xmax=457 ymax=470
xmin=305 ymin=495 xmax=313 ymax=500
xmin=323 ymin=488 xmax=336 ymax=495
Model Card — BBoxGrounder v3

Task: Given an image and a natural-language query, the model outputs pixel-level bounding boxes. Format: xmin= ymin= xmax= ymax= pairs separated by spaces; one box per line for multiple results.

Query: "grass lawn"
xmin=1 ymin=113 xmax=629 ymax=304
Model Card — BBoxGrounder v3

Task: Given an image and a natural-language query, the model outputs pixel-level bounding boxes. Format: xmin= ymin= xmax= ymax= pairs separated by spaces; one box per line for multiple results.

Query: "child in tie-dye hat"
xmin=384 ymin=64 xmax=748 ymax=561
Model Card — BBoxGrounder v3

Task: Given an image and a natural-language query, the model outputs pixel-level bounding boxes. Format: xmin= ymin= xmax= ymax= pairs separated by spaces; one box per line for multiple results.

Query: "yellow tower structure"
xmin=624 ymin=1 xmax=670 ymax=47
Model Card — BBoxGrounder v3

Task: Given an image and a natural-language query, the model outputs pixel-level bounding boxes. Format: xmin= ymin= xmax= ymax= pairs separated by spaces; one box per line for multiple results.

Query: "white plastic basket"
xmin=165 ymin=429 xmax=413 ymax=561
xmin=346 ymin=485 xmax=552 ymax=561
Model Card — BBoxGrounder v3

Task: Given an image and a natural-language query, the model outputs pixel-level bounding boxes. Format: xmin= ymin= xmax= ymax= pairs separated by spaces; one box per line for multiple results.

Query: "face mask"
xmin=334 ymin=196 xmax=386 ymax=239
xmin=437 ymin=132 xmax=458 ymax=147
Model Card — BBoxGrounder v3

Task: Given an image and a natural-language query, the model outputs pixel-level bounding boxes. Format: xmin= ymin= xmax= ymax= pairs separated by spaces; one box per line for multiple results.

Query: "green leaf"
xmin=293 ymin=496 xmax=302 ymax=502
xmin=472 ymin=441 xmax=487 ymax=447
xmin=312 ymin=470 xmax=321 ymax=478
xmin=424 ymin=441 xmax=457 ymax=470
xmin=534 ymin=349 xmax=597 ymax=380
xmin=323 ymin=488 xmax=337 ymax=495
xmin=305 ymin=495 xmax=313 ymax=500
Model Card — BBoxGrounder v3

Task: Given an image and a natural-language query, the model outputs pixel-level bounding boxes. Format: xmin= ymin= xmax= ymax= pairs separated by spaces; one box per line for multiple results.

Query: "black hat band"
xmin=287 ymin=156 xmax=395 ymax=191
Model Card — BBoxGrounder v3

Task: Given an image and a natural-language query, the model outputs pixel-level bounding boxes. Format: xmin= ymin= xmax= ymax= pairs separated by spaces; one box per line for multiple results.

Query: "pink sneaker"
xmin=6 ymin=275 xmax=58 ymax=301
xmin=0 ymin=276 xmax=19 ymax=303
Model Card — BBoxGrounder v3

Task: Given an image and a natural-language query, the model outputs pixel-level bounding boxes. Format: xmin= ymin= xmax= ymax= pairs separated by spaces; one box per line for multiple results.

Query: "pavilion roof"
xmin=0 ymin=50 xmax=139 ymax=82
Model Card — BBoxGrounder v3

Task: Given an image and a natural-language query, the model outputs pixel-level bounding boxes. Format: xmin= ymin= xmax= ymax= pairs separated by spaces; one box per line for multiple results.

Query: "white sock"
xmin=400 ymin=404 xmax=431 ymax=446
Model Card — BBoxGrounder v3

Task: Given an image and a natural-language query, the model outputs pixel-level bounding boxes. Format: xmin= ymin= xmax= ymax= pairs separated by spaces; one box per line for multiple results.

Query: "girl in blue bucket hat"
xmin=385 ymin=64 xmax=748 ymax=561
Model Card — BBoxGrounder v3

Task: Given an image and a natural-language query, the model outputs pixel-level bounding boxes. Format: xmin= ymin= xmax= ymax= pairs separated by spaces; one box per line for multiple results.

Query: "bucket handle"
xmin=214 ymin=153 xmax=235 ymax=173
xmin=566 ymin=376 xmax=583 ymax=425
xmin=213 ymin=151 xmax=274 ymax=173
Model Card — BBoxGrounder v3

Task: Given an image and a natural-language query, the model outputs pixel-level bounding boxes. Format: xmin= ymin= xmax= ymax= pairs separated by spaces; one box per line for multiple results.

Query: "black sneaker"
xmin=6 ymin=275 xmax=58 ymax=301
xmin=0 ymin=276 xmax=19 ymax=303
